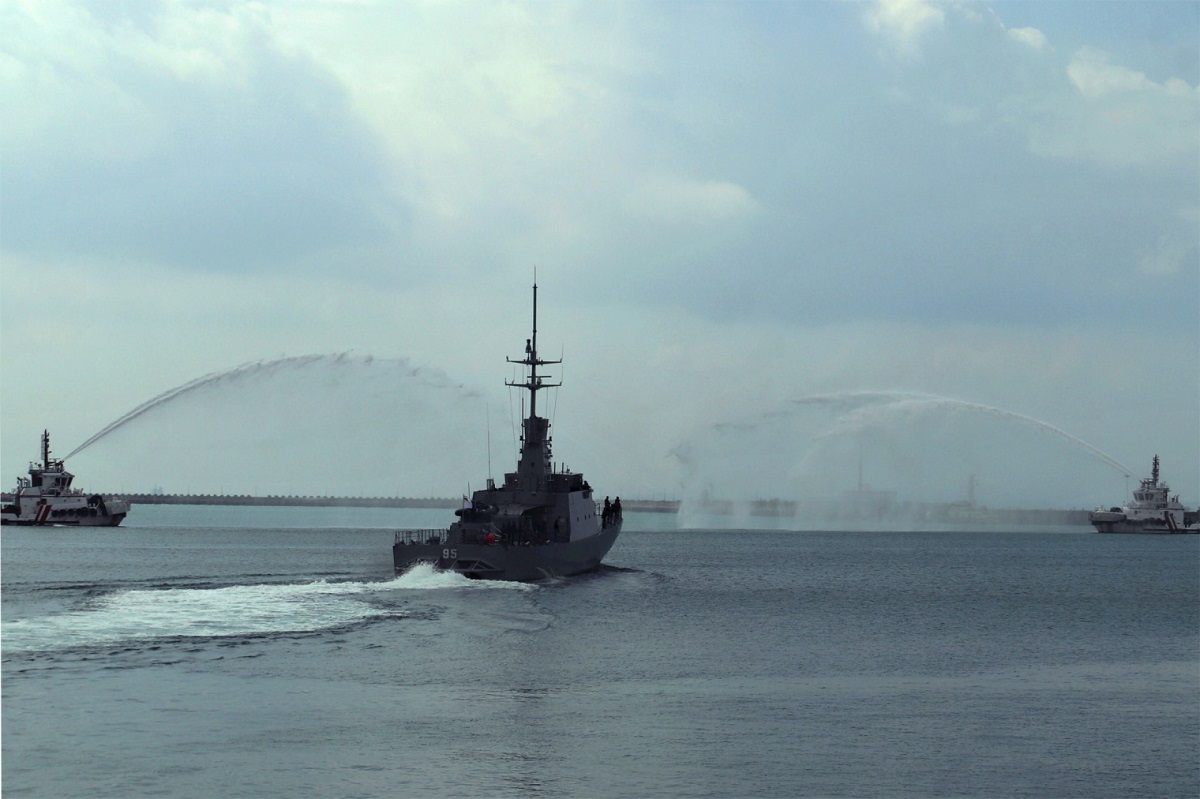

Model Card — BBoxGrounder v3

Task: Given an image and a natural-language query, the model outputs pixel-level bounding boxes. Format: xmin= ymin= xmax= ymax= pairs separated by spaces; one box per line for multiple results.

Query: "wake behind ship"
xmin=393 ymin=284 xmax=622 ymax=580
xmin=1 ymin=431 xmax=130 ymax=526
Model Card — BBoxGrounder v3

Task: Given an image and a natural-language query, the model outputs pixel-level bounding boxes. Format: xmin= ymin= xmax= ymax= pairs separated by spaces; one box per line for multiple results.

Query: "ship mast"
xmin=506 ymin=283 xmax=561 ymax=486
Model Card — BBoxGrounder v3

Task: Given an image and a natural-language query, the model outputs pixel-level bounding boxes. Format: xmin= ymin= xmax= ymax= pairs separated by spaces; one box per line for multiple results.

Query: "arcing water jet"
xmin=673 ymin=390 xmax=1133 ymax=513
xmin=63 ymin=354 xmax=494 ymax=496
xmin=810 ymin=394 xmax=1132 ymax=477
xmin=66 ymin=355 xmax=327 ymax=461
xmin=66 ymin=354 xmax=483 ymax=462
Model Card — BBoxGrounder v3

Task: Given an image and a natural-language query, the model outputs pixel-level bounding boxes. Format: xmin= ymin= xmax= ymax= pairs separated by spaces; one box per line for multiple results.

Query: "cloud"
xmin=1068 ymin=47 xmax=1158 ymax=97
xmin=1026 ymin=46 xmax=1200 ymax=169
xmin=1007 ymin=26 xmax=1048 ymax=51
xmin=624 ymin=174 xmax=760 ymax=225
xmin=845 ymin=0 xmax=1198 ymax=326
xmin=861 ymin=2 xmax=1199 ymax=173
xmin=0 ymin=1 xmax=403 ymax=274
xmin=1138 ymin=206 xmax=1200 ymax=276
xmin=3 ymin=0 xmax=1193 ymax=323
xmin=864 ymin=0 xmax=945 ymax=58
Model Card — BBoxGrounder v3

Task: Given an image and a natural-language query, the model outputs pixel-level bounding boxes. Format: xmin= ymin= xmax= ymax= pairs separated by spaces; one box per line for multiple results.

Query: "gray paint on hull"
xmin=394 ymin=523 xmax=622 ymax=581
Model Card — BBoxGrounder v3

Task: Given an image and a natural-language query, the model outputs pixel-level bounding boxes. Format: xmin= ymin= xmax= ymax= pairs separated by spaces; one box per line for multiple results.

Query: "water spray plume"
xmin=672 ymin=390 xmax=1134 ymax=512
xmin=787 ymin=390 xmax=935 ymax=412
xmin=813 ymin=395 xmax=1132 ymax=477
xmin=64 ymin=353 xmax=486 ymax=465
xmin=65 ymin=355 xmax=329 ymax=460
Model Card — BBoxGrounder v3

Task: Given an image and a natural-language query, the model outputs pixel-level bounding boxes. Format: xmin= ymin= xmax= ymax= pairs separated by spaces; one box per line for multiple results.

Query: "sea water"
xmin=2 ymin=507 xmax=1197 ymax=798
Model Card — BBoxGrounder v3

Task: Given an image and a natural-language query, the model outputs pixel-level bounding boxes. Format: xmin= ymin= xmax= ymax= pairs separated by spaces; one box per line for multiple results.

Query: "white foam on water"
xmin=3 ymin=580 xmax=377 ymax=652
xmin=391 ymin=562 xmax=536 ymax=592
xmin=3 ymin=571 xmax=533 ymax=653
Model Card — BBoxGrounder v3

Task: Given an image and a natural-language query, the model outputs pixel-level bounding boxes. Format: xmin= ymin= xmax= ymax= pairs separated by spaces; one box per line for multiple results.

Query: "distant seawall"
xmin=121 ymin=494 xmax=457 ymax=509
xmin=97 ymin=494 xmax=1088 ymax=524
xmin=115 ymin=494 xmax=682 ymax=513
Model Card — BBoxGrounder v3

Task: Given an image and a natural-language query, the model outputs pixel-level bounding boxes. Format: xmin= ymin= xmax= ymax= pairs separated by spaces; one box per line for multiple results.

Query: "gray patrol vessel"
xmin=393 ymin=284 xmax=622 ymax=580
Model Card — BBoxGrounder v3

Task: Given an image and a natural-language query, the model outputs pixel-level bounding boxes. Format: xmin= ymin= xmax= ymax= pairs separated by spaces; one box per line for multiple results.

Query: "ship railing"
xmin=394 ymin=529 xmax=447 ymax=546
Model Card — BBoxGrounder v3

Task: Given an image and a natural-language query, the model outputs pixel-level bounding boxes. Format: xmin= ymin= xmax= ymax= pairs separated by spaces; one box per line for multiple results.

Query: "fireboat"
xmin=1089 ymin=456 xmax=1198 ymax=534
xmin=1 ymin=431 xmax=130 ymax=526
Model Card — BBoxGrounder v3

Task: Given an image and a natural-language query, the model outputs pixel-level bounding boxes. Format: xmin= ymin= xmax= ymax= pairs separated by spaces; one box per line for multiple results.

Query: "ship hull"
xmin=1 ymin=512 xmax=127 ymax=527
xmin=394 ymin=522 xmax=622 ymax=581
xmin=1090 ymin=519 xmax=1197 ymax=534
xmin=0 ymin=498 xmax=130 ymax=527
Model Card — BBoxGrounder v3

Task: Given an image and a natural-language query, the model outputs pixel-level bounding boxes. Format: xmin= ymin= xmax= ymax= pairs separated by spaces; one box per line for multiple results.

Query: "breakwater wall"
xmin=92 ymin=494 xmax=1087 ymax=524
xmin=121 ymin=494 xmax=458 ymax=509
xmin=112 ymin=494 xmax=682 ymax=513
xmin=718 ymin=499 xmax=1091 ymax=526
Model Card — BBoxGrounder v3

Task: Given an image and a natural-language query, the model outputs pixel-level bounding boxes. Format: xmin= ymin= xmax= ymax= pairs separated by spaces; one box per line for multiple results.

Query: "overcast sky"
xmin=2 ymin=0 xmax=1197 ymax=508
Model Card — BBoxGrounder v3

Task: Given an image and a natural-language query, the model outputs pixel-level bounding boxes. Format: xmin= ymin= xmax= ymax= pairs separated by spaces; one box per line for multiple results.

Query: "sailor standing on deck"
xmin=602 ymin=497 xmax=612 ymax=528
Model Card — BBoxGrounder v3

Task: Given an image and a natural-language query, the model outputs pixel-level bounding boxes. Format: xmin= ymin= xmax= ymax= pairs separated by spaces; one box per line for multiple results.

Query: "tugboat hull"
xmin=394 ymin=523 xmax=622 ymax=581
xmin=1089 ymin=512 xmax=1198 ymax=534
xmin=1 ymin=510 xmax=128 ymax=527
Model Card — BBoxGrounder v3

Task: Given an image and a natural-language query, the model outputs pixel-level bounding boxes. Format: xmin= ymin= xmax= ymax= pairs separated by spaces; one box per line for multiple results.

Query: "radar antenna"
xmin=506 ymin=283 xmax=561 ymax=420
xmin=505 ymin=283 xmax=562 ymax=486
